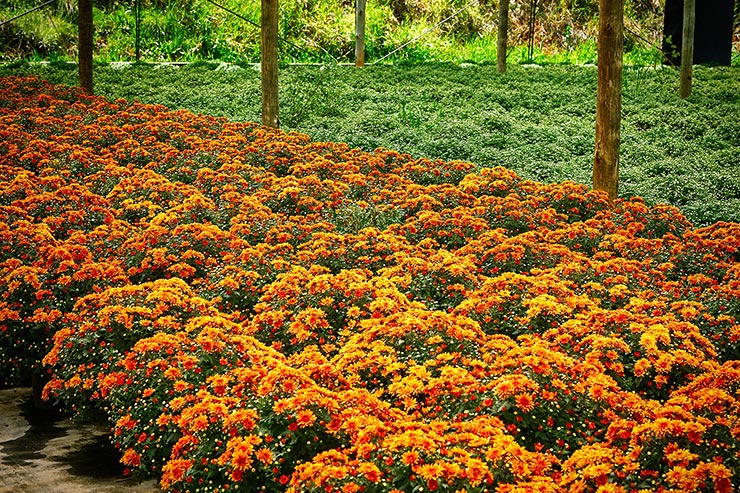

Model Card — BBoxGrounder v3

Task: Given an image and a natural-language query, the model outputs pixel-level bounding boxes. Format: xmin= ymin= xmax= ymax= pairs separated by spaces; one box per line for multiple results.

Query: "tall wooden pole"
xmin=679 ymin=0 xmax=695 ymax=99
xmin=496 ymin=0 xmax=509 ymax=73
xmin=355 ymin=0 xmax=367 ymax=67
xmin=78 ymin=0 xmax=93 ymax=94
xmin=261 ymin=0 xmax=280 ymax=128
xmin=593 ymin=0 xmax=623 ymax=202
xmin=135 ymin=0 xmax=141 ymax=62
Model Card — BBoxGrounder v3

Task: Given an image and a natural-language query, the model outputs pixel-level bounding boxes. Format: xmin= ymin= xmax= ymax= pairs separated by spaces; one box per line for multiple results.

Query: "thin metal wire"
xmin=623 ymin=24 xmax=677 ymax=68
xmin=0 ymin=0 xmax=56 ymax=28
xmin=204 ymin=0 xmax=261 ymax=31
xmin=373 ymin=0 xmax=480 ymax=64
xmin=203 ymin=0 xmax=337 ymax=63
xmin=45 ymin=6 xmax=71 ymax=53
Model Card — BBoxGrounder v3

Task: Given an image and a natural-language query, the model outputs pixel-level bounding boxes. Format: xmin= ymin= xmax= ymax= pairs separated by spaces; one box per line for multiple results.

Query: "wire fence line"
xmin=0 ymin=0 xmax=56 ymax=28
xmin=0 ymin=0 xmax=491 ymax=65
xmin=372 ymin=0 xmax=481 ymax=64
xmin=204 ymin=0 xmax=482 ymax=65
xmin=203 ymin=0 xmax=336 ymax=62
xmin=2 ymin=1 xmax=724 ymax=66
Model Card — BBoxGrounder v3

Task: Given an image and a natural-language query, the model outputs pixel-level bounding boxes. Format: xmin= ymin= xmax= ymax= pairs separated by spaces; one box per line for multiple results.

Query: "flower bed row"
xmin=1 ymin=75 xmax=739 ymax=492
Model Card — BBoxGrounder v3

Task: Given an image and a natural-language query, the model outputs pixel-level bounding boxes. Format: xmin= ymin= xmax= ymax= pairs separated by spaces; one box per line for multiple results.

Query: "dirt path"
xmin=0 ymin=388 xmax=159 ymax=493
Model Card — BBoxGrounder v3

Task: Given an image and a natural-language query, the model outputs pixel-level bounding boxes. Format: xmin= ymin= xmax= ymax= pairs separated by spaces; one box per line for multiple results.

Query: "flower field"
xmin=1 ymin=75 xmax=739 ymax=493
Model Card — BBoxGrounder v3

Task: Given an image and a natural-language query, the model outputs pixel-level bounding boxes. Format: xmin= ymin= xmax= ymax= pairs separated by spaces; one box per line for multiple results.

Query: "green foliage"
xmin=0 ymin=8 xmax=76 ymax=61
xmin=1 ymin=0 xmax=712 ymax=64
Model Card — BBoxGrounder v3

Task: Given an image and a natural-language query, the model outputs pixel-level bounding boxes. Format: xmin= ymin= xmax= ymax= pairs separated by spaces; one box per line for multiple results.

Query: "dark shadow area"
xmin=0 ymin=395 xmax=66 ymax=467
xmin=55 ymin=434 xmax=125 ymax=479
xmin=663 ymin=0 xmax=735 ymax=66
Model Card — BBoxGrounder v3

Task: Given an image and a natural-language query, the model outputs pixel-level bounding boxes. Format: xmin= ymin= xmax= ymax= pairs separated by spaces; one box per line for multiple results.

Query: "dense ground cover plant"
xmin=1 ymin=75 xmax=739 ymax=492
xmin=2 ymin=62 xmax=738 ymax=227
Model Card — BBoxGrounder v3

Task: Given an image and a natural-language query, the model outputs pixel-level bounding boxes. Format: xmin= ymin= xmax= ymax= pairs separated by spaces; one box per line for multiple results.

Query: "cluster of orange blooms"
xmin=1 ymin=76 xmax=739 ymax=493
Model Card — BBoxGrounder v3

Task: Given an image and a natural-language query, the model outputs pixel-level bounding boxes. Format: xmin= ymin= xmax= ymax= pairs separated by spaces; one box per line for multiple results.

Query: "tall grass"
xmin=1 ymin=0 xmax=704 ymax=65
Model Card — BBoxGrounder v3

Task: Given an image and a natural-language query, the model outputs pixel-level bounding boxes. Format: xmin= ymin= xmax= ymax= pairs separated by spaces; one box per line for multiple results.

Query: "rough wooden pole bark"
xmin=355 ymin=0 xmax=367 ymax=67
xmin=679 ymin=0 xmax=695 ymax=99
xmin=135 ymin=0 xmax=141 ymax=62
xmin=496 ymin=0 xmax=509 ymax=73
xmin=261 ymin=0 xmax=280 ymax=128
xmin=593 ymin=0 xmax=623 ymax=202
xmin=78 ymin=0 xmax=93 ymax=94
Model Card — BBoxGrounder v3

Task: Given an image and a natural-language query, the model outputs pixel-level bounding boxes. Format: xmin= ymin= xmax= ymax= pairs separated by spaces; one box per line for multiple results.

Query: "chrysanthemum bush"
xmin=1 ymin=75 xmax=739 ymax=492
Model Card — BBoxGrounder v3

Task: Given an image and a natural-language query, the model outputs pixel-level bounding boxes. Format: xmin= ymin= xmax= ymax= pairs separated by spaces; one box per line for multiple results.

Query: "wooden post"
xmin=679 ymin=0 xmax=695 ymax=99
xmin=261 ymin=0 xmax=280 ymax=128
xmin=78 ymin=0 xmax=93 ymax=94
xmin=593 ymin=0 xmax=623 ymax=202
xmin=355 ymin=0 xmax=367 ymax=67
xmin=496 ymin=0 xmax=509 ymax=73
xmin=135 ymin=0 xmax=141 ymax=62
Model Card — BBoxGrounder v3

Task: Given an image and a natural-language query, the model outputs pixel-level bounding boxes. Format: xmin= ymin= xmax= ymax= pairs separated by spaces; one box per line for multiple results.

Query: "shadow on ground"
xmin=0 ymin=388 xmax=160 ymax=493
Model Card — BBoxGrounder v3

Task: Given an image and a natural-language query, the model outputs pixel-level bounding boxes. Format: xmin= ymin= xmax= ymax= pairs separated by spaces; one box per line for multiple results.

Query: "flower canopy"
xmin=1 ymin=76 xmax=738 ymax=493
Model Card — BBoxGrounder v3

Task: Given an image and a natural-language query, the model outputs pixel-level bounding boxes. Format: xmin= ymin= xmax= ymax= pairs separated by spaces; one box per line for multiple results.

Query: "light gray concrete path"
xmin=0 ymin=388 xmax=160 ymax=493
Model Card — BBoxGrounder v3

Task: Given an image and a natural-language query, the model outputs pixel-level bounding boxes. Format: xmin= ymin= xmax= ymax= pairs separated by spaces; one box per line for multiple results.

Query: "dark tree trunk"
xmin=679 ymin=0 xmax=695 ymax=98
xmin=593 ymin=0 xmax=623 ymax=202
xmin=497 ymin=0 xmax=510 ymax=73
xmin=78 ymin=0 xmax=93 ymax=94
xmin=355 ymin=0 xmax=367 ymax=67
xmin=261 ymin=0 xmax=280 ymax=128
